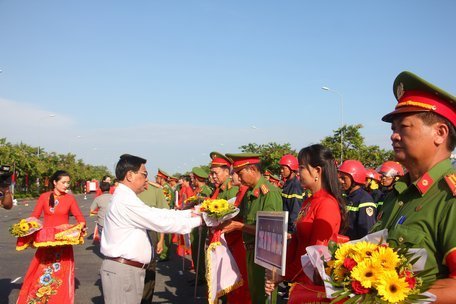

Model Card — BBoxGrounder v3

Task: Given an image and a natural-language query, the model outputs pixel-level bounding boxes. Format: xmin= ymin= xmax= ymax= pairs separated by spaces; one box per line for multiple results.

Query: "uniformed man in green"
xmin=138 ymin=179 xmax=169 ymax=304
xmin=372 ymin=71 xmax=456 ymax=302
xmin=189 ymin=167 xmax=212 ymax=286
xmin=222 ymin=153 xmax=282 ymax=304
xmin=209 ymin=152 xmax=238 ymax=200
xmin=155 ymin=168 xmax=174 ymax=261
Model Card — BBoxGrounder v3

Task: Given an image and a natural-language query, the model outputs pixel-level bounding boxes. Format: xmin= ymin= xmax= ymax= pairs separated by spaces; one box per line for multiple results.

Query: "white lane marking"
xmin=11 ymin=277 xmax=22 ymax=283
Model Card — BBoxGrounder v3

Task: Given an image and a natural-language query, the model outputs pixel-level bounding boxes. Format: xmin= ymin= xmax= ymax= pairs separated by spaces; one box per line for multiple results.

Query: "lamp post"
xmin=321 ymin=86 xmax=344 ymax=163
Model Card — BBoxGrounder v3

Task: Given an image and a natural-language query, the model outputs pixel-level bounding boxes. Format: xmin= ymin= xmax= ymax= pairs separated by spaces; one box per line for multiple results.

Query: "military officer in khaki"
xmin=372 ymin=71 xmax=456 ymax=302
xmin=138 ymin=180 xmax=169 ymax=303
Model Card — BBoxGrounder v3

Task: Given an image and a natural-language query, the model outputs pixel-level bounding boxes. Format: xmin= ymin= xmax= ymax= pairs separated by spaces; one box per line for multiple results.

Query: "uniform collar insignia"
xmin=444 ymin=173 xmax=456 ymax=196
xmin=252 ymin=188 xmax=260 ymax=198
xmin=416 ymin=172 xmax=434 ymax=195
xmin=260 ymin=184 xmax=269 ymax=195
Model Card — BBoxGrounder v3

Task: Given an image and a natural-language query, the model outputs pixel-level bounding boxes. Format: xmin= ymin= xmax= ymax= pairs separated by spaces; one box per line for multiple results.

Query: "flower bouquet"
xmin=200 ymin=198 xmax=239 ymax=227
xmin=302 ymin=230 xmax=435 ymax=303
xmin=183 ymin=195 xmax=205 ymax=210
xmin=9 ymin=217 xmax=43 ymax=237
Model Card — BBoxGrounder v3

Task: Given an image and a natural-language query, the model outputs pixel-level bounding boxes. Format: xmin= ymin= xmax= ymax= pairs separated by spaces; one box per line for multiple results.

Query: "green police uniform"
xmin=137 ymin=182 xmax=169 ymax=304
xmin=241 ymin=176 xmax=282 ymax=304
xmin=373 ymin=71 xmax=456 ymax=291
xmin=190 ymin=167 xmax=213 ymax=285
xmin=372 ymin=159 xmax=456 ymax=285
xmin=216 ymin=178 xmax=238 ymax=201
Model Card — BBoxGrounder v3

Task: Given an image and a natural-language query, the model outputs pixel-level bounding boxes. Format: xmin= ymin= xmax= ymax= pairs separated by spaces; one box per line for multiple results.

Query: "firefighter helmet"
xmin=338 ymin=160 xmax=366 ymax=184
xmin=279 ymin=154 xmax=299 ymax=171
xmin=378 ymin=161 xmax=404 ymax=178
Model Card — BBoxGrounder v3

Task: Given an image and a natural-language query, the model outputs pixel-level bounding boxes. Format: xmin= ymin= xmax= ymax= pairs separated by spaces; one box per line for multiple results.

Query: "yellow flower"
xmin=209 ymin=200 xmax=221 ymax=213
xmin=371 ymin=245 xmax=400 ymax=270
xmin=218 ymin=199 xmax=228 ymax=211
xmin=352 ymin=241 xmax=379 ymax=262
xmin=377 ymin=271 xmax=411 ymax=303
xmin=350 ymin=259 xmax=379 ymax=288
xmin=36 ymin=285 xmax=53 ymax=298
xmin=334 ymin=243 xmax=355 ymax=262
xmin=19 ymin=223 xmax=29 ymax=232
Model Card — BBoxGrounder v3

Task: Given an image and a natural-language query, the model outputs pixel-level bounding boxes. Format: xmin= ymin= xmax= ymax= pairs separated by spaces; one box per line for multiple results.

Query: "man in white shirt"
xmin=100 ymin=154 xmax=202 ymax=304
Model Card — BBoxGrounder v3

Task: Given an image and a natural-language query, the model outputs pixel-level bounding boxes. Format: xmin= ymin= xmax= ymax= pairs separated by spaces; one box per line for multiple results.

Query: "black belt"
xmin=105 ymin=257 xmax=149 ymax=269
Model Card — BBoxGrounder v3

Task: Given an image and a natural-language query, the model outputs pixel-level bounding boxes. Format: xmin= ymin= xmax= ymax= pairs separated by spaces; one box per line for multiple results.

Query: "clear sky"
xmin=1 ymin=1 xmax=455 ymax=175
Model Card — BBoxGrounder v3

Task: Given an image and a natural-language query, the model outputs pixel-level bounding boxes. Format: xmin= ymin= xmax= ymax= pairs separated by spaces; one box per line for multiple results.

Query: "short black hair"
xmin=417 ymin=112 xmax=456 ymax=151
xmin=115 ymin=154 xmax=147 ymax=181
xmin=100 ymin=181 xmax=111 ymax=192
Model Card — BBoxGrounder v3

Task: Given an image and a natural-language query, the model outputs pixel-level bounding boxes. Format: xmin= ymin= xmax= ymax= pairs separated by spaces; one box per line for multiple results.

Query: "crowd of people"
xmin=6 ymin=70 xmax=456 ymax=303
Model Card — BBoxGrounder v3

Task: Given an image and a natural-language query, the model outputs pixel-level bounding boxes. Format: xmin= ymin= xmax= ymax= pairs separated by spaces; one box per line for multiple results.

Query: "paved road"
xmin=0 ymin=193 xmax=210 ymax=304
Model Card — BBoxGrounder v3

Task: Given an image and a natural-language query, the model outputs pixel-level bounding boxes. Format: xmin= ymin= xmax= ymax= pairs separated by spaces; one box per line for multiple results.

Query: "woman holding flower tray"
xmin=265 ymin=144 xmax=347 ymax=303
xmin=16 ymin=170 xmax=86 ymax=304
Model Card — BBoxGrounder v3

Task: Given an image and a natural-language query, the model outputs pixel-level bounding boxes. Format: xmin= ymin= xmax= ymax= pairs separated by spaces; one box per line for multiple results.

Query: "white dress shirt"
xmin=101 ymin=183 xmax=201 ymax=264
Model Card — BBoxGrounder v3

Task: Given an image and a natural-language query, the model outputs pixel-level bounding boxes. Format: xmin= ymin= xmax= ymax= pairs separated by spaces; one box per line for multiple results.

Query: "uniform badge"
xmin=260 ymin=184 xmax=269 ymax=195
xmin=396 ymin=82 xmax=405 ymax=99
xmin=366 ymin=207 xmax=374 ymax=217
xmin=253 ymin=188 xmax=260 ymax=198
xmin=376 ymin=211 xmax=383 ymax=221
xmin=415 ymin=205 xmax=423 ymax=212
xmin=444 ymin=174 xmax=456 ymax=196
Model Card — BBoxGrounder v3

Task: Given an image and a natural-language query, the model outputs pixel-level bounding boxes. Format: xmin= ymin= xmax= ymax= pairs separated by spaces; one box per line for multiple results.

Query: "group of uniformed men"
xmin=94 ymin=70 xmax=456 ymax=303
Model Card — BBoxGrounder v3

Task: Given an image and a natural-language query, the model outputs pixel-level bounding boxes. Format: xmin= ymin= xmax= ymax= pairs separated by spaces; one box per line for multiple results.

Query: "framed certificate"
xmin=254 ymin=211 xmax=288 ymax=276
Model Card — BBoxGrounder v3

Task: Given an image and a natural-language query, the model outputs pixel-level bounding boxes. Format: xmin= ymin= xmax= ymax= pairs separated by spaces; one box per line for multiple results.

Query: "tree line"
xmin=0 ymin=138 xmax=111 ymax=198
xmin=1 ymin=124 xmax=394 ymax=198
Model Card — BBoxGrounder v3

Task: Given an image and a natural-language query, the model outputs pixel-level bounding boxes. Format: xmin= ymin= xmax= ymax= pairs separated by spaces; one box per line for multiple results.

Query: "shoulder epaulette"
xmin=260 ymin=184 xmax=269 ymax=195
xmin=444 ymin=174 xmax=456 ymax=196
xmin=148 ymin=181 xmax=162 ymax=189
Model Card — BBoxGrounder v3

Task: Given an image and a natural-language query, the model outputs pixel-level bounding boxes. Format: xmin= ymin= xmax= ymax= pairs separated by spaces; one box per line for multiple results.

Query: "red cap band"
xmin=397 ymin=90 xmax=456 ymax=126
xmin=211 ymin=157 xmax=231 ymax=168
xmin=233 ymin=158 xmax=260 ymax=170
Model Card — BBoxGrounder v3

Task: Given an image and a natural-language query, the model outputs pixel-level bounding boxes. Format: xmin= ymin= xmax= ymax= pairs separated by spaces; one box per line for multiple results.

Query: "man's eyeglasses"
xmin=136 ymin=171 xmax=148 ymax=178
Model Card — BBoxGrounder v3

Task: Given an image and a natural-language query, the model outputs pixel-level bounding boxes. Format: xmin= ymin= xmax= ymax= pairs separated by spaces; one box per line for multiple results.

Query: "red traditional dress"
xmin=285 ymin=189 xmax=341 ymax=304
xmin=176 ymin=185 xmax=194 ymax=256
xmin=17 ymin=191 xmax=86 ymax=304
xmin=224 ymin=185 xmax=251 ymax=303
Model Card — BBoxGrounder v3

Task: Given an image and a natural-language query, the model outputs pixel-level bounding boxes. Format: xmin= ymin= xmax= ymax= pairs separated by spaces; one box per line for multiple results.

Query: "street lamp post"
xmin=321 ymin=86 xmax=344 ymax=163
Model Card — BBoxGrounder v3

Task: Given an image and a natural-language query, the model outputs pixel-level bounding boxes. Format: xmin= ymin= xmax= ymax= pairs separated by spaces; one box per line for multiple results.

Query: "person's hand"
xmin=156 ymin=240 xmax=164 ymax=255
xmin=265 ymin=269 xmax=283 ymax=295
xmin=220 ymin=220 xmax=244 ymax=234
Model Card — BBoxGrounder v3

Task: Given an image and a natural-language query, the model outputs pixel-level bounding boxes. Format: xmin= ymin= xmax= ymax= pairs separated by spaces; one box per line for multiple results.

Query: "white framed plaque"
xmin=254 ymin=211 xmax=288 ymax=276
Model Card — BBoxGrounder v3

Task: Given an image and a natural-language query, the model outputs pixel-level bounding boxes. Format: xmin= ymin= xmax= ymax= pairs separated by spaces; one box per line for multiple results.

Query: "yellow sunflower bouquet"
xmin=303 ymin=230 xmax=435 ymax=303
xmin=9 ymin=217 xmax=43 ymax=237
xmin=200 ymin=198 xmax=239 ymax=227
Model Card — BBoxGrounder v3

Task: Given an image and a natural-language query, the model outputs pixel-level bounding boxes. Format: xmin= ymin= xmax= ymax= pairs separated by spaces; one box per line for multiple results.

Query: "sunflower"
xmin=334 ymin=243 xmax=355 ymax=263
xmin=209 ymin=200 xmax=221 ymax=213
xmin=19 ymin=222 xmax=30 ymax=232
xmin=371 ymin=245 xmax=400 ymax=270
xmin=352 ymin=241 xmax=379 ymax=262
xmin=350 ymin=259 xmax=379 ymax=289
xmin=218 ymin=200 xmax=229 ymax=212
xmin=376 ymin=271 xmax=411 ymax=303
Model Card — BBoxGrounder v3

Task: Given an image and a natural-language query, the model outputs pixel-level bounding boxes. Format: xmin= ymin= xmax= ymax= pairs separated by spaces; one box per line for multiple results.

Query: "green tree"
xmin=239 ymin=142 xmax=296 ymax=175
xmin=320 ymin=124 xmax=394 ymax=168
xmin=0 ymin=138 xmax=111 ymax=197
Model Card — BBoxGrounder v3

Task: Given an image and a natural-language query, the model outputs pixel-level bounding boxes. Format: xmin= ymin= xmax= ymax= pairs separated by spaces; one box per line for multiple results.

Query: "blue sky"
xmin=1 ymin=1 xmax=455 ymax=175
